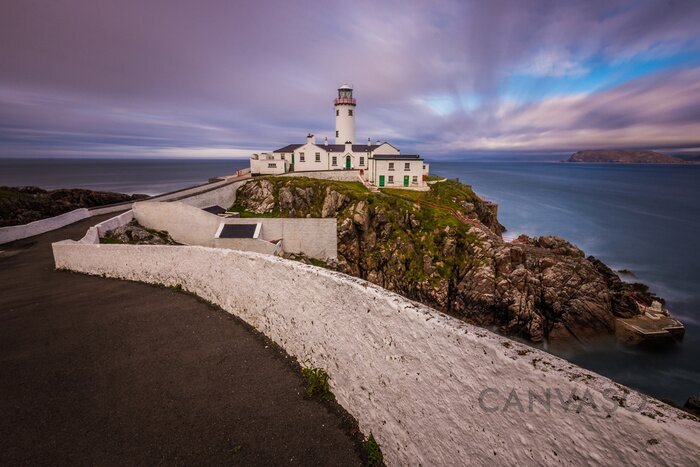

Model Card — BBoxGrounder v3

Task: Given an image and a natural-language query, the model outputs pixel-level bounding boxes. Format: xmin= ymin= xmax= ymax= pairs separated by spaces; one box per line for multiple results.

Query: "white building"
xmin=250 ymin=152 xmax=287 ymax=175
xmin=250 ymin=85 xmax=429 ymax=188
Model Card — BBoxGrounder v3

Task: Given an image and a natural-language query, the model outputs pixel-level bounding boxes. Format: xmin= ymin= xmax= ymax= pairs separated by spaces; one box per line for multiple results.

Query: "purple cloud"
xmin=1 ymin=0 xmax=699 ymax=158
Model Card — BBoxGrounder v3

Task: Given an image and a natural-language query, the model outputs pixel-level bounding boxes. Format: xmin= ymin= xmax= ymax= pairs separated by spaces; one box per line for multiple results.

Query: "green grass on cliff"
xmin=230 ymin=177 xmax=483 ymax=286
xmin=382 ymin=179 xmax=480 ymax=211
xmin=229 ymin=177 xmax=479 ymax=234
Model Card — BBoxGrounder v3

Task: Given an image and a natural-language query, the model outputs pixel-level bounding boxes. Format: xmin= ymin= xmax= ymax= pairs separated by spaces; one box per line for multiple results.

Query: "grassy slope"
xmin=230 ymin=177 xmax=482 ymax=287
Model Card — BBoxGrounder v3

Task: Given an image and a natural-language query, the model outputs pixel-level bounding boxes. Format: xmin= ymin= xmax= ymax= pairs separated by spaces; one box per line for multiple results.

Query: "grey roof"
xmin=273 ymin=143 xmax=392 ymax=153
xmin=202 ymin=205 xmax=226 ymax=215
xmin=273 ymin=144 xmax=304 ymax=153
xmin=218 ymin=224 xmax=257 ymax=238
xmin=372 ymin=154 xmax=423 ymax=161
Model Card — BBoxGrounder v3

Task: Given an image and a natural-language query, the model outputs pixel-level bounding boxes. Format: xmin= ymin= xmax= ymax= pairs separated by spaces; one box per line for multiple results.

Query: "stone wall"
xmin=51 ymin=242 xmax=700 ymax=466
xmin=279 ymin=170 xmax=361 ymax=182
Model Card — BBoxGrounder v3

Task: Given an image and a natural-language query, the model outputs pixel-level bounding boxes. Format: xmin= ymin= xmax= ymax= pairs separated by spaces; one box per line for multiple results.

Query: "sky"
xmin=1 ymin=0 xmax=700 ymax=159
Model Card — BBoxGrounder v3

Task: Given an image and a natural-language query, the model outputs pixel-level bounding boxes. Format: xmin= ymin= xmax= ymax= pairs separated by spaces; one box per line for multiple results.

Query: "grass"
xmin=362 ymin=433 xmax=384 ymax=466
xmin=272 ymin=177 xmax=370 ymax=197
xmin=231 ymin=176 xmax=483 ymax=286
xmin=226 ymin=205 xmax=282 ymax=218
xmin=229 ymin=177 xmax=372 ymax=219
xmin=301 ymin=367 xmax=335 ymax=401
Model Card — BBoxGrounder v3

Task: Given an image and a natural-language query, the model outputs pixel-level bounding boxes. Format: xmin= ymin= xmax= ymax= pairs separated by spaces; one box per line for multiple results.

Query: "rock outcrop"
xmin=0 ymin=186 xmax=147 ymax=227
xmin=102 ymin=220 xmax=178 ymax=245
xmin=233 ymin=177 xmax=677 ymax=347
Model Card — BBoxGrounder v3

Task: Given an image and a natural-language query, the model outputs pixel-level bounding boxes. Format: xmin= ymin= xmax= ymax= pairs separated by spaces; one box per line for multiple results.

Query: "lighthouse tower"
xmin=334 ymin=84 xmax=356 ymax=144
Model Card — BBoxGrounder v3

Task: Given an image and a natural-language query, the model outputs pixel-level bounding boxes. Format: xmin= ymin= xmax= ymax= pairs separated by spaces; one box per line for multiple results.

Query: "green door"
xmin=292 ymin=154 xmax=295 ymax=164
xmin=404 ymin=175 xmax=409 ymax=187
xmin=379 ymin=175 xmax=385 ymax=187
xmin=345 ymin=156 xmax=351 ymax=169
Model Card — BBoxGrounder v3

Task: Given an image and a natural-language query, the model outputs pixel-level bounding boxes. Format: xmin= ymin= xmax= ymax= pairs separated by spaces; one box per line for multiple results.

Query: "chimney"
xmin=307 ymin=133 xmax=314 ymax=145
xmin=345 ymin=141 xmax=352 ymax=153
xmin=367 ymin=137 xmax=371 ymax=146
xmin=324 ymin=136 xmax=328 ymax=146
xmin=376 ymin=139 xmax=381 ymax=145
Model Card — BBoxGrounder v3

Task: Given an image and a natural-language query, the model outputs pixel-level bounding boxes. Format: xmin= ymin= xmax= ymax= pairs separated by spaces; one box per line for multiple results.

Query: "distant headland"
xmin=566 ymin=149 xmax=689 ymax=164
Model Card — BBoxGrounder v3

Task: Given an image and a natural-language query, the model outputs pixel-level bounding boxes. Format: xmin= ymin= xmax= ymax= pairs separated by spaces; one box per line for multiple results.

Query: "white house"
xmin=250 ymin=152 xmax=287 ymax=175
xmin=367 ymin=155 xmax=429 ymax=188
xmin=250 ymin=85 xmax=429 ymax=189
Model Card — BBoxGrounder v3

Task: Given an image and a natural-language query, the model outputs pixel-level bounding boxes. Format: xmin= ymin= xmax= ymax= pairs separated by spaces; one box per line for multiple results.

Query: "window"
xmin=315 ymin=152 xmax=321 ymax=162
xmin=404 ymin=162 xmax=410 ymax=171
xmin=300 ymin=152 xmax=305 ymax=162
xmin=332 ymin=156 xmax=337 ymax=166
xmin=336 ymin=130 xmax=339 ymax=137
xmin=388 ymin=176 xmax=394 ymax=184
xmin=359 ymin=156 xmax=364 ymax=166
xmin=388 ymin=162 xmax=394 ymax=171
xmin=281 ymin=154 xmax=285 ymax=160
xmin=268 ymin=163 xmax=277 ymax=168
xmin=412 ymin=176 xmax=418 ymax=184
xmin=336 ymin=109 xmax=339 ymax=116
xmin=348 ymin=109 xmax=353 ymax=116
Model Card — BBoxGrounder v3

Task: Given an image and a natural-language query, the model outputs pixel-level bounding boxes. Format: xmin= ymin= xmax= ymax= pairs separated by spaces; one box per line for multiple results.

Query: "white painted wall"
xmin=335 ymin=104 xmax=356 ymax=144
xmin=213 ymin=237 xmax=278 ymax=255
xmin=251 ymin=153 xmax=287 ymax=175
xmin=51 ymin=242 xmax=700 ymax=466
xmin=134 ymin=201 xmax=221 ymax=246
xmin=0 ymin=208 xmax=90 ymax=245
xmin=293 ymin=143 xmax=330 ymax=172
xmin=219 ymin=217 xmax=337 ymax=260
xmin=0 ymin=176 xmax=249 ymax=245
xmin=133 ymin=201 xmax=336 ymax=259
xmin=371 ymin=143 xmax=400 ymax=155
xmin=370 ymin=159 xmax=426 ymax=187
xmin=173 ymin=180 xmax=247 ymax=209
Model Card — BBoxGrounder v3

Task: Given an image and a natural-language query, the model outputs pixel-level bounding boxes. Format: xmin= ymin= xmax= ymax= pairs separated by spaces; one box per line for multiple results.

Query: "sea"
xmin=1 ymin=158 xmax=698 ymax=405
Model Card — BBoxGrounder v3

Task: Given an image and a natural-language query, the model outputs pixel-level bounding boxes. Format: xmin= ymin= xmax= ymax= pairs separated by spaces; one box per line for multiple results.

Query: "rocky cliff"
xmin=567 ymin=149 xmax=687 ymax=164
xmin=232 ymin=177 xmax=673 ymax=347
xmin=0 ymin=186 xmax=147 ymax=227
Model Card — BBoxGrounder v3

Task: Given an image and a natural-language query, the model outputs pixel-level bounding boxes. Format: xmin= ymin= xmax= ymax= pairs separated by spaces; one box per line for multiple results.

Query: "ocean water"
xmin=0 ymin=158 xmax=249 ymax=196
xmin=430 ymin=161 xmax=700 ymax=405
xmin=1 ymin=157 xmax=697 ymax=404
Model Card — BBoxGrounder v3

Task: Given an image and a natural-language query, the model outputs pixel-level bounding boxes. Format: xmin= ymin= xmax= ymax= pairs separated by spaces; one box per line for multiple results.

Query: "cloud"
xmin=0 ymin=0 xmax=699 ymax=158
xmin=517 ymin=51 xmax=589 ymax=77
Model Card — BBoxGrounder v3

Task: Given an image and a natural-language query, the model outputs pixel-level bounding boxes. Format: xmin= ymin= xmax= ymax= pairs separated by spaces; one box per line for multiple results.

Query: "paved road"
xmin=0 ymin=215 xmax=361 ymax=465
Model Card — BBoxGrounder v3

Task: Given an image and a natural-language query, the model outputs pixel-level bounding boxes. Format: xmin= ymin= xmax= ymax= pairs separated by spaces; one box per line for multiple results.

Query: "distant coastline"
xmin=565 ymin=149 xmax=691 ymax=164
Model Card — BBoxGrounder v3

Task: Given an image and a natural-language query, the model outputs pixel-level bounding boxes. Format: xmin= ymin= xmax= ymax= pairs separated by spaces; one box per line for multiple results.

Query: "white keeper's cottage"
xmin=250 ymin=85 xmax=430 ymax=188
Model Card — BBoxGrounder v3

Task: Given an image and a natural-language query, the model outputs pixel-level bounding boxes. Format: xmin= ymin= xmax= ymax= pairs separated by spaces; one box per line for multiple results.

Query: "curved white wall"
xmin=0 ymin=208 xmax=90 ymax=245
xmin=51 ymin=242 xmax=700 ymax=466
xmin=0 ymin=177 xmax=249 ymax=245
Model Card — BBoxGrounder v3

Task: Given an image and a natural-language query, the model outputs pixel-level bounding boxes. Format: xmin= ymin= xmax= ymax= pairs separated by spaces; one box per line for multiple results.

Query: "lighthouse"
xmin=334 ymin=84 xmax=356 ymax=144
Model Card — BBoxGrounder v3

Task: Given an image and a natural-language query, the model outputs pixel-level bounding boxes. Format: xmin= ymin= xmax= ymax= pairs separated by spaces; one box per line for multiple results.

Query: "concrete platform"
xmin=615 ymin=307 xmax=685 ymax=346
